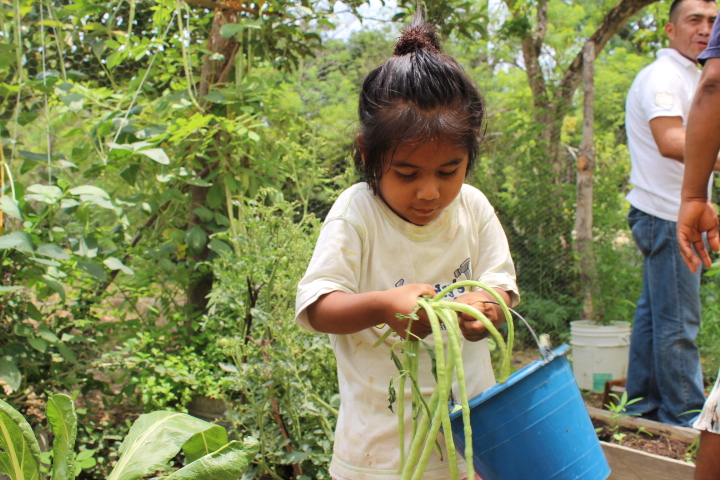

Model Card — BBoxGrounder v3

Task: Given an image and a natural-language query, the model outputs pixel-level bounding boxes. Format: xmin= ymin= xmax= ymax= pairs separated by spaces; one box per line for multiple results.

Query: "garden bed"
xmin=586 ymin=404 xmax=698 ymax=479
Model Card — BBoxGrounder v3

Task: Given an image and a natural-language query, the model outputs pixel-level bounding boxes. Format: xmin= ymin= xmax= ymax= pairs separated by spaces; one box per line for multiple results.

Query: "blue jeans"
xmin=625 ymin=206 xmax=706 ymax=426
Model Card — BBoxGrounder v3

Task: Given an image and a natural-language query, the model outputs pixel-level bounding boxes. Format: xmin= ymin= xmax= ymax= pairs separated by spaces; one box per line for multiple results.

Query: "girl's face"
xmin=376 ymin=140 xmax=468 ymax=226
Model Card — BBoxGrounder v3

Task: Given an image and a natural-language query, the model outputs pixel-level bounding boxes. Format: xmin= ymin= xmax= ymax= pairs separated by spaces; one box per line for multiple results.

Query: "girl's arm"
xmin=307 ymin=283 xmax=437 ymax=339
xmin=454 ymin=288 xmax=512 ymax=342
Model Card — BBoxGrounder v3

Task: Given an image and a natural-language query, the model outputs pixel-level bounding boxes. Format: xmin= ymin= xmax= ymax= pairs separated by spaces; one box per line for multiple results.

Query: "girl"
xmin=295 ymin=13 xmax=519 ymax=480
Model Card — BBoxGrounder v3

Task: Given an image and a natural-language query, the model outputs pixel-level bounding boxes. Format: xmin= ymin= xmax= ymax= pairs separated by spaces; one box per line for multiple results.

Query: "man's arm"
xmin=649 ymin=113 xmax=720 ymax=170
xmin=684 ymin=57 xmax=720 ymax=199
xmin=678 ymin=57 xmax=720 ymax=272
xmin=649 ymin=116 xmax=686 ymax=162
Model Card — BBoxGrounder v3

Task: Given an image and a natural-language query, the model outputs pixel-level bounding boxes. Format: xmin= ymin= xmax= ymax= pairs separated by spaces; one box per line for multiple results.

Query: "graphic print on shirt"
xmin=454 ymin=257 xmax=471 ymax=280
xmin=374 ymin=258 xmax=472 ymax=330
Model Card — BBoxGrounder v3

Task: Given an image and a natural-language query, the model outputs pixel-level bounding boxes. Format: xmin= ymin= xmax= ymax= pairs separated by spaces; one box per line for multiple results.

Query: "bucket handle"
xmin=484 ymin=302 xmax=555 ymax=363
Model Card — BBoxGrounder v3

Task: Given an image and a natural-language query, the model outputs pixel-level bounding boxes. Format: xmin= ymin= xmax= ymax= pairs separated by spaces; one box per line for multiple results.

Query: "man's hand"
xmin=677 ymin=199 xmax=720 ymax=273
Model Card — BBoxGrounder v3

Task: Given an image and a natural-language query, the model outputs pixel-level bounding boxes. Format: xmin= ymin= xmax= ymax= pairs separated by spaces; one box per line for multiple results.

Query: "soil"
xmin=510 ymin=355 xmax=698 ymax=464
xmin=583 ymin=391 xmax=697 ymax=463
xmin=591 ymin=418 xmax=696 ymax=461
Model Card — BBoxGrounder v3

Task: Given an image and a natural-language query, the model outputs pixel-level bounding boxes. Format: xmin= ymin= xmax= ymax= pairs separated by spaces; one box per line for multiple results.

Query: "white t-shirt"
xmin=295 ymin=183 xmax=519 ymax=480
xmin=625 ymin=48 xmax=705 ymax=222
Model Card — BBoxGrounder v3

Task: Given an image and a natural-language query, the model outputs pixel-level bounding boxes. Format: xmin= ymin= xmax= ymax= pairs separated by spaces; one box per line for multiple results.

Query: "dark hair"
xmin=353 ymin=13 xmax=485 ymax=195
xmin=669 ymin=0 xmax=716 ymax=23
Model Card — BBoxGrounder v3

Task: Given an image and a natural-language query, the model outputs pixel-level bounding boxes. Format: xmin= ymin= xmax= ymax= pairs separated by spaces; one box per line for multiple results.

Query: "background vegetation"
xmin=0 ymin=0 xmax=718 ymax=478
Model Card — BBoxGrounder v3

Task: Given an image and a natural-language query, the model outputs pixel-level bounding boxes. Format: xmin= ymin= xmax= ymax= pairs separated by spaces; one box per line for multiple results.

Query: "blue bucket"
xmin=449 ymin=345 xmax=610 ymax=480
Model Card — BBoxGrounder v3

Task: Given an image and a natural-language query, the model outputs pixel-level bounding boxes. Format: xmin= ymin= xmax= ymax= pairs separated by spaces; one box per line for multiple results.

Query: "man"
xmin=624 ymin=0 xmax=717 ymax=427
xmin=677 ymin=16 xmax=720 ymax=480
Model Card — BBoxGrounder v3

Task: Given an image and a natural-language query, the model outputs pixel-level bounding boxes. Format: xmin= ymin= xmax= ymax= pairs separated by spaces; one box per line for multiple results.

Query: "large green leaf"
xmin=68 ymin=185 xmax=110 ymax=199
xmin=0 ymin=43 xmax=17 ymax=68
xmin=0 ymin=232 xmax=33 ymax=253
xmin=165 ymin=438 xmax=259 ymax=480
xmin=184 ymin=226 xmax=207 ymax=255
xmin=59 ymin=93 xmax=84 ymax=112
xmin=181 ymin=425 xmax=228 ymax=464
xmin=0 ymin=399 xmax=42 ymax=480
xmin=0 ymin=196 xmax=22 ymax=220
xmin=77 ymin=260 xmax=107 ymax=280
xmin=46 ymin=394 xmax=77 ymax=480
xmin=0 ymin=286 xmax=23 ymax=294
xmin=40 ymin=275 xmax=66 ymax=302
xmin=25 ymin=184 xmax=62 ymax=204
xmin=137 ymin=148 xmax=170 ymax=165
xmin=107 ymin=411 xmax=220 ymax=480
xmin=219 ymin=23 xmax=244 ymax=38
xmin=103 ymin=257 xmax=134 ymax=275
xmin=36 ymin=244 xmax=70 ymax=260
xmin=76 ymin=194 xmax=115 ymax=210
xmin=0 ymin=358 xmax=21 ymax=392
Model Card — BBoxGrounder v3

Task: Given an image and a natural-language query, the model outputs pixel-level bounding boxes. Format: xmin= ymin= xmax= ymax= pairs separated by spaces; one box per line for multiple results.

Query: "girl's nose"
xmin=417 ymin=181 xmax=440 ymax=200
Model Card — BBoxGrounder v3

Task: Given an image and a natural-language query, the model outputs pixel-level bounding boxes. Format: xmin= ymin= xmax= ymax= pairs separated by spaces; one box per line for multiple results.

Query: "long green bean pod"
xmin=438 ymin=307 xmax=474 ymax=476
xmin=414 ymin=299 xmax=459 ymax=479
xmin=408 ymin=340 xmax=420 ymax=442
xmin=400 ymin=382 xmax=442 ymax=479
xmin=397 ymin=341 xmax=407 ymax=469
xmin=433 ymin=280 xmax=514 ymax=381
xmin=403 ymin=300 xmax=453 ymax=478
xmin=386 ymin=279 xmax=515 ymax=480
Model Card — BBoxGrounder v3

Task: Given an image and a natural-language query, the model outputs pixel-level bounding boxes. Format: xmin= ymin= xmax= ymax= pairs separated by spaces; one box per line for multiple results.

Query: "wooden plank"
xmin=601 ymin=441 xmax=695 ymax=480
xmin=587 ymin=405 xmax=699 ymax=443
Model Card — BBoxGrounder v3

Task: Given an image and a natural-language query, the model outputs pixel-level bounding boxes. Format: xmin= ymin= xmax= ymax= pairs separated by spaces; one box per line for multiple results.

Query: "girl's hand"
xmin=454 ymin=289 xmax=509 ymax=342
xmin=382 ymin=283 xmax=436 ymax=340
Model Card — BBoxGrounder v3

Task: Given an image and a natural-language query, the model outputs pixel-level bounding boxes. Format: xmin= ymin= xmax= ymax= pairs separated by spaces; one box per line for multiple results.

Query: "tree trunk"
xmin=575 ymin=42 xmax=600 ymax=322
xmin=507 ymin=0 xmax=661 ymax=169
xmin=187 ymin=8 xmax=240 ymax=318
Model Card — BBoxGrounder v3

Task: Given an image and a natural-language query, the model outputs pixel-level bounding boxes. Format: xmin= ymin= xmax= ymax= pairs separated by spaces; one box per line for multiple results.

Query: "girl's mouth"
xmin=413 ymin=208 xmax=436 ymax=215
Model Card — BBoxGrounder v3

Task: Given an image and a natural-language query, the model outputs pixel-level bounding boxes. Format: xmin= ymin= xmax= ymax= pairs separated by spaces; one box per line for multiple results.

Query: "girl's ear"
xmin=356 ymin=133 xmax=367 ymax=164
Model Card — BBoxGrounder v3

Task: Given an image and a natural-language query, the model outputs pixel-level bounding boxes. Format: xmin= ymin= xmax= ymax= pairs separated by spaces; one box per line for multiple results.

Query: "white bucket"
xmin=570 ymin=320 xmax=631 ymax=391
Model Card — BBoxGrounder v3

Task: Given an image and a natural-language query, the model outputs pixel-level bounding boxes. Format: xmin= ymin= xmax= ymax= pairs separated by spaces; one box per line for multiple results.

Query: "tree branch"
xmin=534 ymin=0 xmax=549 ymax=47
xmin=182 ymin=0 xmax=284 ymax=17
xmin=503 ymin=0 xmax=551 ymax=113
xmin=554 ymin=0 xmax=660 ymax=117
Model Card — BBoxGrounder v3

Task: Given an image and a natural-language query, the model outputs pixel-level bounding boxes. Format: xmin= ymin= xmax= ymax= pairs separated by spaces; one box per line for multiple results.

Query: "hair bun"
xmin=393 ymin=24 xmax=440 ymax=56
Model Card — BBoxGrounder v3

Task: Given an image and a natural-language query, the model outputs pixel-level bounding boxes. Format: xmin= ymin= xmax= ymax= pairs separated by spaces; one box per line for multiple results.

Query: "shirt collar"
xmin=657 ymin=48 xmax=700 ymax=71
xmin=371 ymin=186 xmax=460 ymax=240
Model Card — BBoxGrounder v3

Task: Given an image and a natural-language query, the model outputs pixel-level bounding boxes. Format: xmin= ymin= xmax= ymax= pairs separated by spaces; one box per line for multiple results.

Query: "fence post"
xmin=576 ymin=41 xmax=600 ymax=321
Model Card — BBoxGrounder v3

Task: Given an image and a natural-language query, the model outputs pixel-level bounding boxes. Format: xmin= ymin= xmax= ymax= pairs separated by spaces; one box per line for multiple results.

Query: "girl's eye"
xmin=393 ymin=170 xmax=417 ymax=181
xmin=439 ymin=169 xmax=459 ymax=178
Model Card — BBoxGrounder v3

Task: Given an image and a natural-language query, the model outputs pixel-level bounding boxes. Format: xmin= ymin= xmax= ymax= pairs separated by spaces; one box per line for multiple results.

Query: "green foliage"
xmin=105 ymin=330 xmax=234 ymax=412
xmin=511 ymin=291 xmax=579 ymax=346
xmin=0 ymin=0 xmax=359 ymax=397
xmin=0 ymin=394 xmax=259 ymax=480
xmin=600 ymin=391 xmax=642 ymax=444
xmin=3 ymin=0 xmax=718 ymax=477
xmin=395 ymin=0 xmax=489 ymax=40
xmin=605 ymin=391 xmax=642 ymax=416
xmin=205 ymin=196 xmax=339 ymax=479
xmin=0 ymin=287 xmax=109 ymax=397
xmin=699 ymin=274 xmax=720 ymax=384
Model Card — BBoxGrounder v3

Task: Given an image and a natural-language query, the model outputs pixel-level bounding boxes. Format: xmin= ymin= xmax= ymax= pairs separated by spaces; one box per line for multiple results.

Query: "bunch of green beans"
xmin=379 ymin=280 xmax=514 ymax=480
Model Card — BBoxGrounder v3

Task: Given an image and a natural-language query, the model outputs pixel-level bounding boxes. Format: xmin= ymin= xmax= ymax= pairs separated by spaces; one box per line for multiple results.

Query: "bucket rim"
xmin=569 ymin=319 xmax=631 ymax=329
xmin=448 ymin=344 xmax=570 ymax=421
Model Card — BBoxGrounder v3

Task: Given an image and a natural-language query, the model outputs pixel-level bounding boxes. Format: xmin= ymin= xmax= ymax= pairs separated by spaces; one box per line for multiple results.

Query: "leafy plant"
xmin=205 ymin=195 xmax=339 ymax=480
xmin=101 ymin=326 xmax=235 ymax=413
xmin=599 ymin=392 xmax=642 ymax=444
xmin=0 ymin=393 xmax=258 ymax=480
